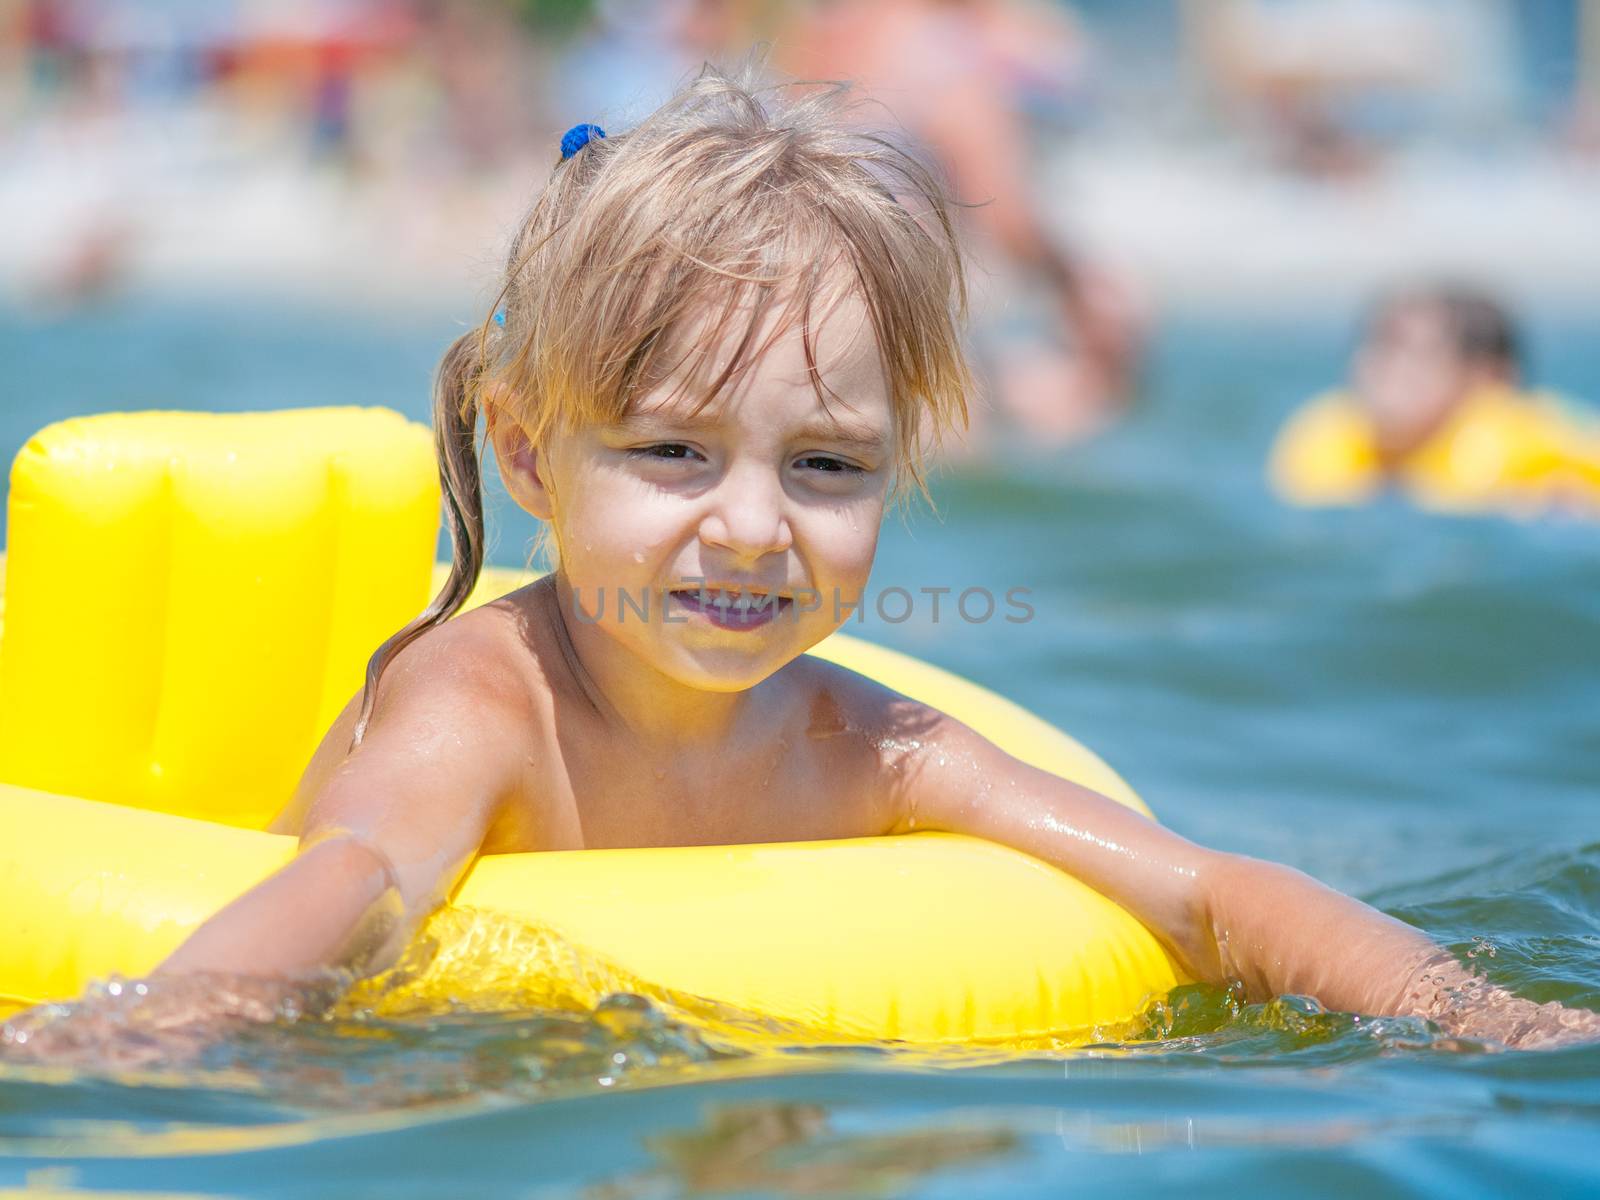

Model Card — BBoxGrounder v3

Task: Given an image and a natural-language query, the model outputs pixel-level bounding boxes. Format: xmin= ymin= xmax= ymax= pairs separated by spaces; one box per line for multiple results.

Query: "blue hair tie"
xmin=493 ymin=308 xmax=507 ymax=326
xmin=560 ymin=122 xmax=606 ymax=160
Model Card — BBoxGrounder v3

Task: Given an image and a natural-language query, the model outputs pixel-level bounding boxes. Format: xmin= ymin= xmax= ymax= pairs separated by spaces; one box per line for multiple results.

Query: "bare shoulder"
xmin=371 ymin=588 xmax=547 ymax=721
xmin=339 ymin=594 xmax=543 ymax=751
xmin=790 ymin=652 xmax=944 ymax=739
xmin=272 ymin=583 xmax=553 ymax=836
xmin=787 ymin=652 xmax=962 ymax=834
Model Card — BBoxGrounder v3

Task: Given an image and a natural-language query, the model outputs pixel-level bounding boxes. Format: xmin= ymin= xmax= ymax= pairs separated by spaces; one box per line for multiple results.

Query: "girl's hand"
xmin=1402 ymin=953 xmax=1600 ymax=1050
xmin=1 ymin=973 xmax=334 ymax=1071
xmin=1474 ymin=998 xmax=1600 ymax=1050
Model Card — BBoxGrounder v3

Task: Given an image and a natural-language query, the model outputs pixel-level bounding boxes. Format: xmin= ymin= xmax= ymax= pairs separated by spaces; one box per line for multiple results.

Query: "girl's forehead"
xmin=630 ymin=285 xmax=890 ymax=422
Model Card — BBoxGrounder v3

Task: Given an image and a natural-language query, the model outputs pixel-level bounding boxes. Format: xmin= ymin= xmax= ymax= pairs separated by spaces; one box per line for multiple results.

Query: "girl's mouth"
xmin=669 ymin=587 xmax=793 ymax=631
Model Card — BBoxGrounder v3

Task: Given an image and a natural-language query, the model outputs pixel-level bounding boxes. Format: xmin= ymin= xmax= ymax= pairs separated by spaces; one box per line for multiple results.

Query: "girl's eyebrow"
xmin=617 ymin=411 xmax=888 ymax=451
xmin=792 ymin=418 xmax=889 ymax=451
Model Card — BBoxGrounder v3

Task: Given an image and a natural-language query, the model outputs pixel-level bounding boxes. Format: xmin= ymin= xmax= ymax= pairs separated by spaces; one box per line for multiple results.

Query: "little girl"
xmin=125 ymin=69 xmax=1597 ymax=1049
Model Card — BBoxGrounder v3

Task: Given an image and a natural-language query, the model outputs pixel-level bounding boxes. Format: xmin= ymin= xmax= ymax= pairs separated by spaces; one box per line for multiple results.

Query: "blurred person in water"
xmin=772 ymin=0 xmax=1145 ymax=450
xmin=1269 ymin=285 xmax=1600 ymax=517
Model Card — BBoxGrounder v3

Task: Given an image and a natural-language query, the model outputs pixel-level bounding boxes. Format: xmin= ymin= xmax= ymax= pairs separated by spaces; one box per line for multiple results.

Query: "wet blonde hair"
xmin=352 ymin=62 xmax=974 ymax=746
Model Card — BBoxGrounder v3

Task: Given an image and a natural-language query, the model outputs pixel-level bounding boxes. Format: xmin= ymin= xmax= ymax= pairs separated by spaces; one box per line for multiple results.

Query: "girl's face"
xmin=502 ymin=287 xmax=894 ymax=693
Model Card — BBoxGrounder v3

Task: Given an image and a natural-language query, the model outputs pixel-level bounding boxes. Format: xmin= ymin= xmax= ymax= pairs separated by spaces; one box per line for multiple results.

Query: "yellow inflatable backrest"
xmin=0 ymin=409 xmax=438 ymax=828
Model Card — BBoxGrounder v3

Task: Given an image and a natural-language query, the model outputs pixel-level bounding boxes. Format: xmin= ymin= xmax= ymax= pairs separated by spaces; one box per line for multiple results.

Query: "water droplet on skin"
xmin=632 ymin=551 xmax=644 ymax=564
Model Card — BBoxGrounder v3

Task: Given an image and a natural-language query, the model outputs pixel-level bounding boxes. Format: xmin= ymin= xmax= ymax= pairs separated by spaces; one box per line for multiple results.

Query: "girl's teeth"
xmin=683 ymin=588 xmax=781 ymax=616
xmin=700 ymin=590 xmax=767 ymax=614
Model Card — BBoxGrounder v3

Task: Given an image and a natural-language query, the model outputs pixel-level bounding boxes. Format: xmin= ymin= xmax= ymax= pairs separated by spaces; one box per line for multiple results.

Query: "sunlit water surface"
xmin=1 ymin=299 xmax=1597 ymax=1198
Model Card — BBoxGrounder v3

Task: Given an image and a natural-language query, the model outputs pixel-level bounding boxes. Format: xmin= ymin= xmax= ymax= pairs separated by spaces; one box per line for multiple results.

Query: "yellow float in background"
xmin=0 ymin=408 xmax=1181 ymax=1043
xmin=1268 ymin=387 xmax=1600 ymax=517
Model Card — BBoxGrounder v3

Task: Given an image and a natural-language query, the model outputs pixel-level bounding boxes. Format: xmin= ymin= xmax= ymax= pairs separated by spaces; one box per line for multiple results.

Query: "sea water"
xmin=1 ymin=299 xmax=1597 ymax=1198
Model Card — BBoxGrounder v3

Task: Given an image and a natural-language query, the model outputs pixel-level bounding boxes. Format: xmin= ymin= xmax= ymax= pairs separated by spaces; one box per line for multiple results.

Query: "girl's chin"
xmin=657 ymin=639 xmax=803 ymax=692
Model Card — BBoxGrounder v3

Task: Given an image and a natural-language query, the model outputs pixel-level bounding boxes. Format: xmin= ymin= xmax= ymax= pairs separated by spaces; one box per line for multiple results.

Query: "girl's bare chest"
xmin=494 ymin=727 xmax=885 ymax=852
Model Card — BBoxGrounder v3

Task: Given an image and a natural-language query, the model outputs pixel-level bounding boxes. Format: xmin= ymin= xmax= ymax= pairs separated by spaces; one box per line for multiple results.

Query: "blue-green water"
xmin=2 ymin=299 xmax=1598 ymax=1197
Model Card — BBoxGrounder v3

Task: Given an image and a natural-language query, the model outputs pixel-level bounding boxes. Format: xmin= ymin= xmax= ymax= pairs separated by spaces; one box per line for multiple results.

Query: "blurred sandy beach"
xmin=6 ymin=95 xmax=1600 ymax=317
xmin=3 ymin=0 xmax=1597 ymax=317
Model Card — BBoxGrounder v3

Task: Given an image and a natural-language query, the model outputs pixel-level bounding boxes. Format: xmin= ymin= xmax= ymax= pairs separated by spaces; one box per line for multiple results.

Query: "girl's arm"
xmin=894 ymin=711 xmax=1600 ymax=1048
xmin=160 ymin=628 xmax=529 ymax=985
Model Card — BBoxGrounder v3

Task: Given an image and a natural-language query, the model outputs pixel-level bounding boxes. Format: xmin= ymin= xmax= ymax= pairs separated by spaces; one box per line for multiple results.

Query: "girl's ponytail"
xmin=349 ymin=330 xmax=488 ymax=750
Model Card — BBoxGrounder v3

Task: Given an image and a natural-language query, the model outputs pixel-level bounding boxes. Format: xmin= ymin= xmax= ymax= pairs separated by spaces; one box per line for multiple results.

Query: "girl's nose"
xmin=697 ymin=462 xmax=794 ymax=561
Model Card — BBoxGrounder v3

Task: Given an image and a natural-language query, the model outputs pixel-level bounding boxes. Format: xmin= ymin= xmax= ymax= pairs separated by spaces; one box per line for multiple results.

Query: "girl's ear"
xmin=484 ymin=401 xmax=554 ymax=521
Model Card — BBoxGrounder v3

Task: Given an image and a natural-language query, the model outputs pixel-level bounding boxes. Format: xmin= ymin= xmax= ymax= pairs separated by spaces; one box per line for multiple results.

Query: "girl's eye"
xmin=629 ymin=443 xmax=701 ymax=463
xmin=796 ymin=455 xmax=865 ymax=475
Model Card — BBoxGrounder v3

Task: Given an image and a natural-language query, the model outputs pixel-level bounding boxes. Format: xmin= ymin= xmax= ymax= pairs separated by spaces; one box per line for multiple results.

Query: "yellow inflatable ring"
xmin=0 ymin=410 xmax=1182 ymax=1044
